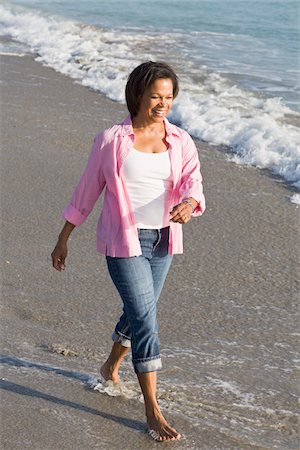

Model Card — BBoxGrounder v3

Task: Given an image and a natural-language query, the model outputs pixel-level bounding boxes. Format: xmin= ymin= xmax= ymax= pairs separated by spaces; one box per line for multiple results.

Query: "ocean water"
xmin=1 ymin=0 xmax=300 ymax=194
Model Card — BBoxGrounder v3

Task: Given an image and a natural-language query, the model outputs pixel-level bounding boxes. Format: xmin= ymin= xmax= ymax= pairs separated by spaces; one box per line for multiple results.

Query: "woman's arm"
xmin=51 ymin=221 xmax=76 ymax=272
xmin=171 ymin=131 xmax=205 ymax=224
xmin=51 ymin=133 xmax=106 ymax=271
xmin=63 ymin=133 xmax=106 ymax=227
xmin=178 ymin=131 xmax=205 ymax=216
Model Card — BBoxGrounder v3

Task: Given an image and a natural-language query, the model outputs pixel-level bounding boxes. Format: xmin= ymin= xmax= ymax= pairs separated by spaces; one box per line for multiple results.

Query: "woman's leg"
xmin=105 ymin=253 xmax=179 ymax=440
xmin=100 ymin=342 xmax=129 ymax=383
xmin=138 ymin=229 xmax=179 ymax=440
xmin=106 ymin=253 xmax=162 ymax=373
xmin=100 ymin=227 xmax=173 ymax=381
xmin=138 ymin=371 xmax=181 ymax=441
xmin=100 ymin=251 xmax=172 ymax=383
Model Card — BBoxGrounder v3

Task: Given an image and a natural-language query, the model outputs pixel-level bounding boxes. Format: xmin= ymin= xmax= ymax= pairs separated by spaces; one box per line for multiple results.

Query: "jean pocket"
xmin=154 ymin=227 xmax=169 ymax=256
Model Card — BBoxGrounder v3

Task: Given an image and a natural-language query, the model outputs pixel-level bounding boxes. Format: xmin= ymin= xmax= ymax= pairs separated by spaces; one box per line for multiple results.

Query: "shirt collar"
xmin=119 ymin=114 xmax=181 ymax=138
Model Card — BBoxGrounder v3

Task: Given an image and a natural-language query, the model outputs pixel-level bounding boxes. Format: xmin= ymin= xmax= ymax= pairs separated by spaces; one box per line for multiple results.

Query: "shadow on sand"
xmin=0 ymin=354 xmax=144 ymax=433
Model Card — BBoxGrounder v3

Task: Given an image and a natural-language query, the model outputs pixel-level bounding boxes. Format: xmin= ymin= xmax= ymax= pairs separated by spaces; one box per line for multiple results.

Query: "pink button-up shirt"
xmin=63 ymin=115 xmax=205 ymax=257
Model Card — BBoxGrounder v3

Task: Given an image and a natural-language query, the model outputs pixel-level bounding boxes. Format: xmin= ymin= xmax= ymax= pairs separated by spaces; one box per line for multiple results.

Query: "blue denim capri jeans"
xmin=106 ymin=227 xmax=173 ymax=374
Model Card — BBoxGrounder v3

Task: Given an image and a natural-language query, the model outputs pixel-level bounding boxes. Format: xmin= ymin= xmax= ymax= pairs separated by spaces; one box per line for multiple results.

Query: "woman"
xmin=51 ymin=61 xmax=205 ymax=442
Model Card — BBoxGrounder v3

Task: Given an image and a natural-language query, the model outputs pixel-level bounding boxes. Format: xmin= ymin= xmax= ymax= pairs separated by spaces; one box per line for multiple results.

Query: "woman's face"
xmin=137 ymin=78 xmax=174 ymax=124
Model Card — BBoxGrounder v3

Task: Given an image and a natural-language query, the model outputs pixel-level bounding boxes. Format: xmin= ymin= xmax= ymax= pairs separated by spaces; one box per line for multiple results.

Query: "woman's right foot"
xmin=146 ymin=409 xmax=181 ymax=441
xmin=99 ymin=362 xmax=120 ymax=384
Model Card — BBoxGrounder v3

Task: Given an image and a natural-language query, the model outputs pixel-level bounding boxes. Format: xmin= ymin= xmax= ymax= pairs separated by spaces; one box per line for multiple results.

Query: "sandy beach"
xmin=1 ymin=54 xmax=299 ymax=449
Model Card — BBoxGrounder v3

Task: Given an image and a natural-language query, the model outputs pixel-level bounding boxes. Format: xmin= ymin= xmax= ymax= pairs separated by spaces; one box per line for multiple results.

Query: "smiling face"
xmin=136 ymin=78 xmax=174 ymax=125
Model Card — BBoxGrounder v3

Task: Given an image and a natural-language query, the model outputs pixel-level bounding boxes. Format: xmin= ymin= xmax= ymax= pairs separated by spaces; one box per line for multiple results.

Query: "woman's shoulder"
xmin=93 ymin=122 xmax=124 ymax=147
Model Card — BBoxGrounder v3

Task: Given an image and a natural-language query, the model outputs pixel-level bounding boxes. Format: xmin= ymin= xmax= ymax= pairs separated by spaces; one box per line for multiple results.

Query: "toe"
xmin=166 ymin=426 xmax=181 ymax=440
xmin=161 ymin=427 xmax=174 ymax=440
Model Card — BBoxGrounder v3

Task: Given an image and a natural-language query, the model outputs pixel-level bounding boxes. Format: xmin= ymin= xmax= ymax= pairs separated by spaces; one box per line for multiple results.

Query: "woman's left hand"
xmin=170 ymin=201 xmax=194 ymax=224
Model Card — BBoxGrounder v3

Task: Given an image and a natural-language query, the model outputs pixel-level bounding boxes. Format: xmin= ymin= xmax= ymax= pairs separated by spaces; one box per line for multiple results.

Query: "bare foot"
xmin=147 ymin=409 xmax=181 ymax=442
xmin=99 ymin=362 xmax=120 ymax=384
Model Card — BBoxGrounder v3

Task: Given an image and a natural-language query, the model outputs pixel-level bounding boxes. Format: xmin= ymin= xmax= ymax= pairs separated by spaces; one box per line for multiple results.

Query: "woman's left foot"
xmin=146 ymin=410 xmax=181 ymax=441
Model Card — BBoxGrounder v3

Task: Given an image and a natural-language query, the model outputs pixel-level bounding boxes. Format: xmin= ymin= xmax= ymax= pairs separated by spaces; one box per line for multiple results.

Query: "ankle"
xmin=100 ymin=362 xmax=120 ymax=383
xmin=146 ymin=404 xmax=162 ymax=419
xmin=103 ymin=359 xmax=119 ymax=373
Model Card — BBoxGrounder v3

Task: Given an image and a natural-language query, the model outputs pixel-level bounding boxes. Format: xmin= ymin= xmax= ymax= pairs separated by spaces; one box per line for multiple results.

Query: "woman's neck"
xmin=132 ymin=117 xmax=165 ymax=135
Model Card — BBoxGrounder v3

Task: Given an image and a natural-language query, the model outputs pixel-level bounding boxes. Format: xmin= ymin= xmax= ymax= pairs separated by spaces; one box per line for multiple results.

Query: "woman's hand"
xmin=170 ymin=199 xmax=196 ymax=224
xmin=51 ymin=221 xmax=76 ymax=271
xmin=51 ymin=240 xmax=68 ymax=271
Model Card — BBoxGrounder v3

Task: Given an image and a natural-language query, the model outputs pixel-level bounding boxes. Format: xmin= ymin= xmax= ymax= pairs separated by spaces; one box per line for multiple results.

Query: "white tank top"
xmin=122 ymin=148 xmax=173 ymax=229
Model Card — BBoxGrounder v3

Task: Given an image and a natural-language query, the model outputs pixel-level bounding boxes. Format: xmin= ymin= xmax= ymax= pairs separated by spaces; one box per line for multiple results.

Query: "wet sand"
xmin=1 ymin=54 xmax=299 ymax=449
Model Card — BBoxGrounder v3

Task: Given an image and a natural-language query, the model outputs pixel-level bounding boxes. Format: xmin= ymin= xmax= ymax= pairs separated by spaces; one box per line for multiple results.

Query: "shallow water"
xmin=1 ymin=348 xmax=298 ymax=449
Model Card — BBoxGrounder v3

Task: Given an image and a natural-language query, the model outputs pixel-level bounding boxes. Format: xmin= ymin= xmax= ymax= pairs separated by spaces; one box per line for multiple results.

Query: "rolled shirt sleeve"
xmin=179 ymin=132 xmax=205 ymax=216
xmin=63 ymin=134 xmax=106 ymax=226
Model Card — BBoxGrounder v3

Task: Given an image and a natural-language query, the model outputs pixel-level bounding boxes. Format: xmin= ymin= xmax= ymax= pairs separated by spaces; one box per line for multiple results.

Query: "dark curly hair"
xmin=125 ymin=61 xmax=179 ymax=117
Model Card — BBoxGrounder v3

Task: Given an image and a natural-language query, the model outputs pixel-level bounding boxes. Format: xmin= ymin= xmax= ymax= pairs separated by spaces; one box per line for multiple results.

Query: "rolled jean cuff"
xmin=133 ymin=356 xmax=162 ymax=374
xmin=112 ymin=330 xmax=131 ymax=348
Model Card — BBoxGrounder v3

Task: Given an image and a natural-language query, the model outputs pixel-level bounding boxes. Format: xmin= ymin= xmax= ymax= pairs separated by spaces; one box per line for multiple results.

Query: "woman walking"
xmin=51 ymin=61 xmax=205 ymax=441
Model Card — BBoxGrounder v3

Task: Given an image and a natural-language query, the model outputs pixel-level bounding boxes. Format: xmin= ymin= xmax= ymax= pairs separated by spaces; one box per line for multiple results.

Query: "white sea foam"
xmin=206 ymin=376 xmax=256 ymax=406
xmin=93 ymin=380 xmax=138 ymax=399
xmin=1 ymin=4 xmax=300 ymax=191
xmin=290 ymin=193 xmax=300 ymax=205
xmin=0 ymin=50 xmax=25 ymax=56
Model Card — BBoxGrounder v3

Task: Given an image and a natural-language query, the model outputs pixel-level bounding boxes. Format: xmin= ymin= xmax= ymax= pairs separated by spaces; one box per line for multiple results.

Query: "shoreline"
xmin=1 ymin=54 xmax=299 ymax=449
xmin=1 ymin=32 xmax=300 ymax=193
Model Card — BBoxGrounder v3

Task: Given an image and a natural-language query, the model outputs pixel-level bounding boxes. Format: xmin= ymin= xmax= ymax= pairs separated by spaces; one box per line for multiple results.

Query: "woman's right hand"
xmin=51 ymin=221 xmax=76 ymax=271
xmin=51 ymin=240 xmax=68 ymax=272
